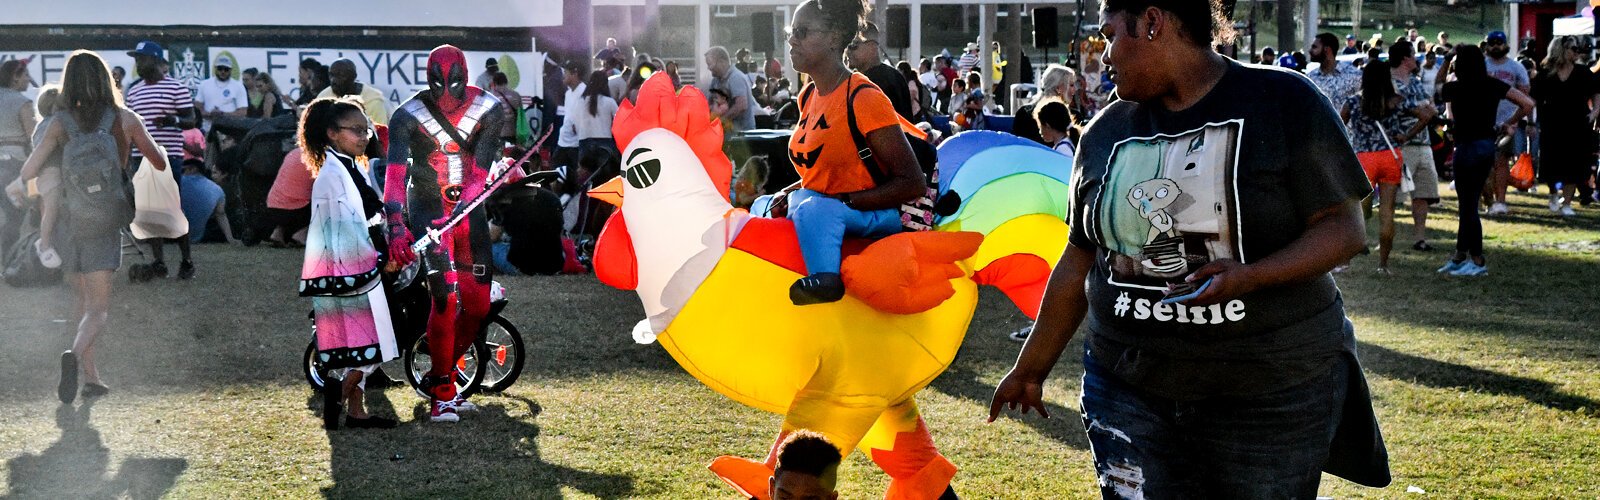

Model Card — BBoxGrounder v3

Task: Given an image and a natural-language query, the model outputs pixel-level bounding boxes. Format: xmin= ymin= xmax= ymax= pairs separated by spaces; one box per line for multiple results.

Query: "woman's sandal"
xmin=36 ymin=240 xmax=61 ymax=269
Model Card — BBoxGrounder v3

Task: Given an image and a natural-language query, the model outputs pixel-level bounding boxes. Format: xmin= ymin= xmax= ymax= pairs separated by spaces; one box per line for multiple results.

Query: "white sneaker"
xmin=1550 ymin=195 xmax=1563 ymax=213
xmin=1007 ymin=326 xmax=1032 ymax=342
xmin=1560 ymin=205 xmax=1577 ymax=217
xmin=1488 ymin=202 xmax=1509 ymax=215
xmin=34 ymin=240 xmax=61 ymax=269
xmin=1449 ymin=261 xmax=1489 ymax=276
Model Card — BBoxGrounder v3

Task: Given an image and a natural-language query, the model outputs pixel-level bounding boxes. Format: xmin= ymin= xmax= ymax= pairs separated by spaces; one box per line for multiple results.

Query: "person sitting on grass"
xmin=177 ymin=159 xmax=241 ymax=244
xmin=769 ymin=430 xmax=841 ymax=500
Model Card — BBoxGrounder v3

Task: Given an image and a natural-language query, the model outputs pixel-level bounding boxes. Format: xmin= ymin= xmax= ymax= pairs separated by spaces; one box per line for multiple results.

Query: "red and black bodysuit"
xmin=383 ymin=45 xmax=505 ymax=411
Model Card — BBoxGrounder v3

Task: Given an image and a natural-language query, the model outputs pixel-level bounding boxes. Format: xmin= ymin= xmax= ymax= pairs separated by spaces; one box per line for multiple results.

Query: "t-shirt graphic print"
xmin=1091 ymin=121 xmax=1242 ymax=301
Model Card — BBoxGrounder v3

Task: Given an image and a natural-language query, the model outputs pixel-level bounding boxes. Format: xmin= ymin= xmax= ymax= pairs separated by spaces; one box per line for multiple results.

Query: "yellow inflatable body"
xmin=590 ymin=75 xmax=1070 ymax=499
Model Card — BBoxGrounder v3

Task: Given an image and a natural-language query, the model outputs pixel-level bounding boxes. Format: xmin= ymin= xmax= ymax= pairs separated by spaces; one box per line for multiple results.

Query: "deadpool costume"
xmin=383 ymin=44 xmax=506 ymax=422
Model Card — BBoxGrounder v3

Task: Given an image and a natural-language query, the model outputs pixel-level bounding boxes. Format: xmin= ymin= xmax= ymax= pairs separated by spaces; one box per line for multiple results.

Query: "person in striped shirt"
xmin=125 ymin=40 xmax=199 ymax=280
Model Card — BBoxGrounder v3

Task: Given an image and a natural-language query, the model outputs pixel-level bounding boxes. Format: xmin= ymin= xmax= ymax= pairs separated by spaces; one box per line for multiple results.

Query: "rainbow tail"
xmin=933 ymin=131 xmax=1073 ymax=319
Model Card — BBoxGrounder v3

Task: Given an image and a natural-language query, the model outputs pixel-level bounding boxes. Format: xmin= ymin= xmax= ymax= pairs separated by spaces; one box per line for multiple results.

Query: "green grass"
xmin=1 ymin=183 xmax=1597 ymax=498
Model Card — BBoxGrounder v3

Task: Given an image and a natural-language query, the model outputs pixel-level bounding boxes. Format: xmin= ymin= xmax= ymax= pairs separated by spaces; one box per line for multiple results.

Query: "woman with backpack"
xmin=763 ymin=0 xmax=925 ymax=305
xmin=19 ymin=50 xmax=170 ymax=404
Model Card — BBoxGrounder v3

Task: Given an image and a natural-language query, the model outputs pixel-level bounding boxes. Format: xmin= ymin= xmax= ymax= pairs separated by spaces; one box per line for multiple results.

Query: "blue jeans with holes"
xmin=1079 ymin=348 xmax=1348 ymax=499
xmin=785 ymin=188 xmax=900 ymax=275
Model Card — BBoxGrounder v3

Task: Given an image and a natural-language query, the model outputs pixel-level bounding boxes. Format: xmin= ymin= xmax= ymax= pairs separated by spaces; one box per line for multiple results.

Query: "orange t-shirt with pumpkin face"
xmin=787 ymin=73 xmax=900 ymax=195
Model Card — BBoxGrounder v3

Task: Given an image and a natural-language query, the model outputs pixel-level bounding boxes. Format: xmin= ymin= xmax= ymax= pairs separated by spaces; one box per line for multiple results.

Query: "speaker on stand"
xmin=752 ymin=12 xmax=775 ymax=55
xmin=887 ymin=6 xmax=911 ymax=62
xmin=1033 ymin=7 xmax=1058 ymax=65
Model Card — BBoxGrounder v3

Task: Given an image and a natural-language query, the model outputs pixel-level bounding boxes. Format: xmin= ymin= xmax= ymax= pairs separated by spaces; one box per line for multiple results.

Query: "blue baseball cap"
xmin=1487 ymin=31 xmax=1508 ymax=44
xmin=127 ymin=41 xmax=166 ymax=62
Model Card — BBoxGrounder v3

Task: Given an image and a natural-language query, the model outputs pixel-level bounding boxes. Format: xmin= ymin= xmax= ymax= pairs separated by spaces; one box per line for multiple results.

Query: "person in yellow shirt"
xmin=316 ymin=59 xmax=390 ymax=126
xmin=991 ymin=41 xmax=1007 ymax=105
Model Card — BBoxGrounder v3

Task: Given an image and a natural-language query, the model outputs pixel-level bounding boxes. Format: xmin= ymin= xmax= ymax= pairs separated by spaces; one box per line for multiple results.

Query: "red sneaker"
xmin=429 ymin=399 xmax=460 ymax=423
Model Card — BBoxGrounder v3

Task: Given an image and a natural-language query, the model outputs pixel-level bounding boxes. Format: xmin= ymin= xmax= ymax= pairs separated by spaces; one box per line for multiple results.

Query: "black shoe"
xmin=177 ymin=260 xmax=195 ymax=280
xmin=365 ymin=368 xmax=398 ymax=389
xmin=789 ymin=272 xmax=845 ymax=305
xmin=345 ymin=415 xmax=398 ymax=429
xmin=1412 ymin=240 xmax=1434 ymax=252
xmin=150 ymin=261 xmax=169 ymax=279
xmin=322 ymin=376 xmax=343 ymax=430
xmin=81 ymin=383 xmax=110 ymax=398
xmin=58 ymin=351 xmax=78 ymax=404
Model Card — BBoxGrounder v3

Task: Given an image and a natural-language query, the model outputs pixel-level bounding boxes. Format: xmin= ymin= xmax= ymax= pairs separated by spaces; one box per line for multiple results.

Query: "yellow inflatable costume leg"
xmin=860 ymin=400 xmax=957 ymax=500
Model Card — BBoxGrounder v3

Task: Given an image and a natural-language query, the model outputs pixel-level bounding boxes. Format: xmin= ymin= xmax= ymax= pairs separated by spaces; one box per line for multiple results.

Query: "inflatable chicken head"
xmin=590 ymin=73 xmax=742 ymax=335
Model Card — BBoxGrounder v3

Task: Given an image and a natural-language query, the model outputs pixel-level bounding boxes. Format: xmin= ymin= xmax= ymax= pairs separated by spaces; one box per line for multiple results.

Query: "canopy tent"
xmin=1555 ymin=16 xmax=1594 ymax=37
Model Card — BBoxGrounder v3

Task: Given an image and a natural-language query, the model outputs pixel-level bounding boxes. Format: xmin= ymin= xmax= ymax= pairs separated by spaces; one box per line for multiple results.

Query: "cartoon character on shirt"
xmin=1126 ymin=177 xmax=1187 ymax=276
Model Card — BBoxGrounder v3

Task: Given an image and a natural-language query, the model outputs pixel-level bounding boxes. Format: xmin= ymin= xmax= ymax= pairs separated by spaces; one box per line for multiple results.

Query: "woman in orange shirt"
xmin=770 ymin=0 xmax=926 ymax=305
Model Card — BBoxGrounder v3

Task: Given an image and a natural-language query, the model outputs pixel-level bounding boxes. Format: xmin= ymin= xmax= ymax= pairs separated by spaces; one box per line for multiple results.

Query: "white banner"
xmin=1 ymin=45 xmax=544 ymax=109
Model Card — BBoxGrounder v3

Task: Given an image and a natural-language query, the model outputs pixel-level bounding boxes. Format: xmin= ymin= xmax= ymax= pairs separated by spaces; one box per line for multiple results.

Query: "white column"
xmin=781 ymin=5 xmax=797 ymax=87
xmin=1305 ymin=0 xmax=1320 ymax=50
xmin=1508 ymin=3 xmax=1520 ymax=52
xmin=910 ymin=2 xmax=923 ymax=64
xmin=697 ymin=2 xmax=711 ymax=87
xmin=980 ymin=4 xmax=994 ymax=105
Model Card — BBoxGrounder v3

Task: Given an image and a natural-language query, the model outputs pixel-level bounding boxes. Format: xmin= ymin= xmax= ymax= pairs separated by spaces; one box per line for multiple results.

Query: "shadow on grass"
xmin=930 ymin=364 xmax=1090 ymax=449
xmin=1357 ymin=341 xmax=1600 ymax=414
xmin=3 ymin=401 xmax=188 ymax=499
xmin=1339 ymin=230 xmax=1600 ymax=352
xmin=320 ymin=391 xmax=635 ymax=498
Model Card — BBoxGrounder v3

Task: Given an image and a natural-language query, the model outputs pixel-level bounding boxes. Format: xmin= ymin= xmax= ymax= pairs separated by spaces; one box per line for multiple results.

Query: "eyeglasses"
xmin=785 ymin=25 xmax=830 ymax=40
xmin=335 ymin=124 xmax=370 ymax=135
xmin=847 ymin=39 xmax=878 ymax=51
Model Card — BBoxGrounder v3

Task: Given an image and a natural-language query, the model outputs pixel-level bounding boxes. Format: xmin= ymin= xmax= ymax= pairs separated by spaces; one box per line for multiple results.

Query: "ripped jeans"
xmin=1079 ymin=350 xmax=1348 ymax=499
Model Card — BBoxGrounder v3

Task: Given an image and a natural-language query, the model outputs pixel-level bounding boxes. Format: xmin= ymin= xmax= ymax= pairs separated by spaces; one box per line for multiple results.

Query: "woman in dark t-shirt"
xmin=1439 ymin=45 xmax=1533 ymax=276
xmin=991 ymin=2 xmax=1391 ymax=495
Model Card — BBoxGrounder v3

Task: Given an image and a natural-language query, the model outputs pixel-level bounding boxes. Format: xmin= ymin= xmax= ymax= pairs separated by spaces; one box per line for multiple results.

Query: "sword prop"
xmin=394 ymin=128 xmax=553 ymax=285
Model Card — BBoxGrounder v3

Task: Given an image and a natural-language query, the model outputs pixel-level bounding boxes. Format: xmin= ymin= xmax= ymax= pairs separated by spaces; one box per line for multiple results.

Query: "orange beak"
xmin=588 ymin=176 xmax=625 ymax=207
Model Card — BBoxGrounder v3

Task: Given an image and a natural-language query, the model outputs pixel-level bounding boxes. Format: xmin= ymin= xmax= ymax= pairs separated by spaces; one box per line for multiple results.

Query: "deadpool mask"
xmin=427 ymin=44 xmax=469 ymax=110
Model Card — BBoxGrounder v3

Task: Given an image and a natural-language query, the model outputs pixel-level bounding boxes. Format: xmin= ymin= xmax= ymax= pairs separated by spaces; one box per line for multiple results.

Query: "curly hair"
xmin=296 ymin=96 xmax=368 ymax=176
xmin=774 ymin=430 xmax=842 ymax=483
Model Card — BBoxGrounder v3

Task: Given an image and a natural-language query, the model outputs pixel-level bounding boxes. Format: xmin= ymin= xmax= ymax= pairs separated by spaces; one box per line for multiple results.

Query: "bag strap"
xmin=1371 ymin=119 xmax=1399 ymax=159
xmin=421 ymin=96 xmax=470 ymax=147
xmin=841 ymin=76 xmax=892 ymax=185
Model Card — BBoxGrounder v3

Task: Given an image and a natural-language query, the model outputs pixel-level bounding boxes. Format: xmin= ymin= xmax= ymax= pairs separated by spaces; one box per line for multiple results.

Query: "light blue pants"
xmin=777 ymin=188 xmax=901 ymax=275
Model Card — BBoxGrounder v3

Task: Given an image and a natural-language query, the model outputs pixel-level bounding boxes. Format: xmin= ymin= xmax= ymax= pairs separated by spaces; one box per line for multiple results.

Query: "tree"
xmin=1277 ymin=0 xmax=1299 ymax=52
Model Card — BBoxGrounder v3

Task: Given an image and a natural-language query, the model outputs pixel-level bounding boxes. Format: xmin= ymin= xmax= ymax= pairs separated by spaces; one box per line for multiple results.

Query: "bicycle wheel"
xmin=304 ymin=339 xmax=328 ymax=391
xmin=479 ymin=316 xmax=525 ymax=392
xmin=404 ymin=333 xmax=487 ymax=400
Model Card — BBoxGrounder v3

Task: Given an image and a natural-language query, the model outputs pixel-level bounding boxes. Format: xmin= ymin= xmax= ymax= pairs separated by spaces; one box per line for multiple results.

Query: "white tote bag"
xmin=129 ymin=156 xmax=189 ymax=240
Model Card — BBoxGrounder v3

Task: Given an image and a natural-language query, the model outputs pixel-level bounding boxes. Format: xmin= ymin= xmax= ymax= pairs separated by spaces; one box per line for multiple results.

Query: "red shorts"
xmin=1357 ymin=150 xmax=1403 ymax=186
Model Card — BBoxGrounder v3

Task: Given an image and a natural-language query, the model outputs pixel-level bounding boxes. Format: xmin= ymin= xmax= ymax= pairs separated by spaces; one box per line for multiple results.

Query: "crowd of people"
xmin=5 ymin=0 xmax=1597 ymax=496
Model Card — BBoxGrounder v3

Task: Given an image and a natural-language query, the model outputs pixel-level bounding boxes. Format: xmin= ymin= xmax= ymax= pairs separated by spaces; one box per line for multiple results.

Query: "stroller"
xmin=303 ymin=270 xmax=526 ymax=399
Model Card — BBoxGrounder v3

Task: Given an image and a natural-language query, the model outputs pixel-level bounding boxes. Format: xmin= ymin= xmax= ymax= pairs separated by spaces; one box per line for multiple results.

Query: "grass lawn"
xmin=1 ymin=183 xmax=1597 ymax=498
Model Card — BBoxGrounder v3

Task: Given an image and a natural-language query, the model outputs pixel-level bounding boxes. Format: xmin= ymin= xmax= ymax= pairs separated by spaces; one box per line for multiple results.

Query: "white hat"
xmin=213 ymin=54 xmax=236 ymax=69
xmin=965 ymin=42 xmax=980 ymax=52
